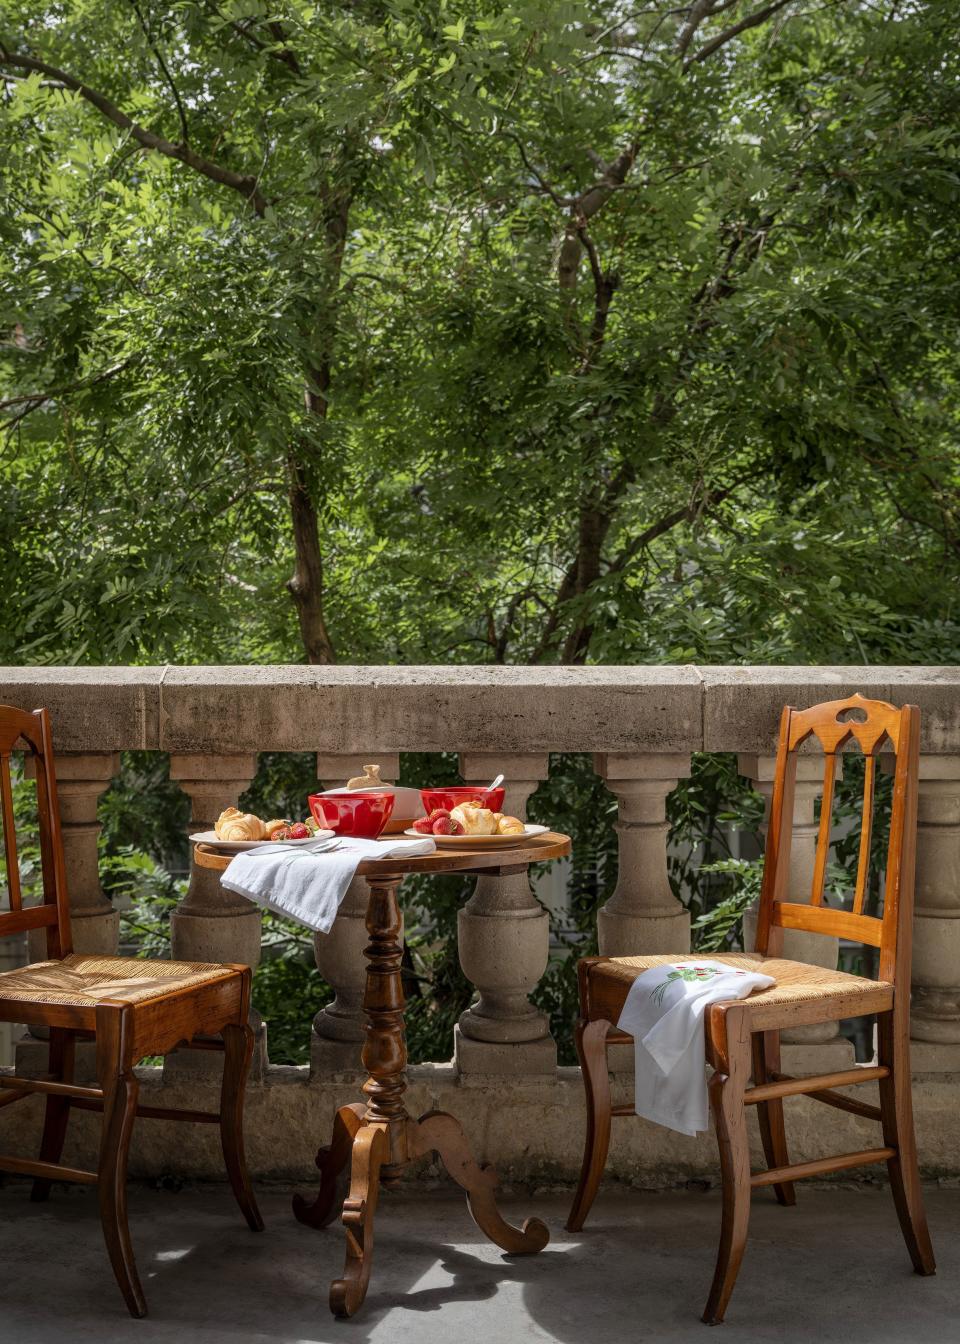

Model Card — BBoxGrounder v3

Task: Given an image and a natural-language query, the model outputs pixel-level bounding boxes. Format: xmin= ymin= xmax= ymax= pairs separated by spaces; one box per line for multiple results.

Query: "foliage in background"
xmin=2 ymin=1 xmax=959 ymax=670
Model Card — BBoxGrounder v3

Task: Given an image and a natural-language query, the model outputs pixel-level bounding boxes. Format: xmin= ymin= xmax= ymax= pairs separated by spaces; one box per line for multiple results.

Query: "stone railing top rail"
xmin=0 ymin=665 xmax=957 ymax=754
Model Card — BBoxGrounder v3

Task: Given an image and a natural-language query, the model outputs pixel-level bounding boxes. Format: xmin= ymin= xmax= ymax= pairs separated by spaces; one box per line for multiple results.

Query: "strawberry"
xmin=427 ymin=807 xmax=450 ymax=821
xmin=432 ymin=815 xmax=454 ymax=834
xmin=449 ymin=819 xmax=465 ymax=835
xmin=412 ymin=815 xmax=435 ymax=834
xmin=288 ymin=822 xmax=310 ymax=839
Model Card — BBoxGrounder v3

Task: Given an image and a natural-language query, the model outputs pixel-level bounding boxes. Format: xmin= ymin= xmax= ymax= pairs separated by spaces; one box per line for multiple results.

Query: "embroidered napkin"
xmin=221 ymin=836 xmax=436 ymax=933
xmin=617 ymin=959 xmax=776 ymax=1136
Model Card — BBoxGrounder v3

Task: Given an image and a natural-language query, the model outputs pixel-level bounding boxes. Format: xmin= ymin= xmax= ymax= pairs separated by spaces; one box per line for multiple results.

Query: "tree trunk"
xmin=286 ymin=450 xmax=335 ymax=664
xmin=284 ymin=172 xmax=354 ymax=664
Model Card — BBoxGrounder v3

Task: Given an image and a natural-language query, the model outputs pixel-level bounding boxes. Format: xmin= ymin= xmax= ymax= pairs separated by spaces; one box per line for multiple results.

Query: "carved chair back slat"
xmin=809 ymin=752 xmax=837 ymax=908
xmin=755 ymin=693 xmax=919 ymax=987
xmin=0 ymin=750 xmax=22 ymax=911
xmin=0 ymin=706 xmax=70 ymax=956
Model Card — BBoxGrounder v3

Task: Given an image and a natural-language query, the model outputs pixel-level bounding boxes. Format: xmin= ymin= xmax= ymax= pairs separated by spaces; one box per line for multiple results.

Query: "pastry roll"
xmin=450 ymin=803 xmax=498 ymax=835
xmin=215 ymin=808 xmax=266 ymax=842
xmin=496 ymin=815 xmax=525 ymax=835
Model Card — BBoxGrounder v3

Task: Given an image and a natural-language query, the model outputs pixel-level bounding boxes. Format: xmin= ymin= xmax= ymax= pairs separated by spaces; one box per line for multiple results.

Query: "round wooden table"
xmin=195 ymin=831 xmax=571 ymax=1317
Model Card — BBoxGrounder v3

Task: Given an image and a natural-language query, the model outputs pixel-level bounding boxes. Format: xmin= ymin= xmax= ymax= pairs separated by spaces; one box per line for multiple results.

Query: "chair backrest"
xmin=0 ymin=706 xmax=71 ymax=958
xmin=754 ymin=693 xmax=920 ymax=986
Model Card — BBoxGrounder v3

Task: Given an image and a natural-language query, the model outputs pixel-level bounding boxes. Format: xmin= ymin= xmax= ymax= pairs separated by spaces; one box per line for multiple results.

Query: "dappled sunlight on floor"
xmin=2 ymin=1183 xmax=958 ymax=1344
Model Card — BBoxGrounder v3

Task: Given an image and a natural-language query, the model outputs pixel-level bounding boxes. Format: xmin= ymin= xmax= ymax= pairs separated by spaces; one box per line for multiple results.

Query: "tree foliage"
xmin=2 ymin=1 xmax=959 ymax=668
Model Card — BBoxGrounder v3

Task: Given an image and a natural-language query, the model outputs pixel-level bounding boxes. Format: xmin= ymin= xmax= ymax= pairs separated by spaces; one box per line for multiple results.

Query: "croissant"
xmin=451 ymin=803 xmax=498 ymax=836
xmin=496 ymin=814 xmax=525 ymax=835
xmin=263 ymin=818 xmax=292 ymax=840
xmin=215 ymin=808 xmax=266 ymax=842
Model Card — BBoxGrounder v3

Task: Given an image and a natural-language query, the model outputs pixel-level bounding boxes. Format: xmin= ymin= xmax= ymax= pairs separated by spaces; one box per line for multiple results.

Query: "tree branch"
xmin=0 ymin=359 xmax=135 ymax=435
xmin=266 ymin=20 xmax=302 ymax=76
xmin=0 ymin=46 xmax=267 ymax=214
xmin=0 ymin=358 xmax=133 ymax=412
xmin=608 ymin=470 xmax=764 ymax=575
xmin=219 ymin=12 xmax=301 ymax=76
xmin=128 ymin=1 xmax=189 ymax=144
xmin=676 ymin=0 xmax=725 ymax=56
xmin=685 ymin=0 xmax=798 ymax=66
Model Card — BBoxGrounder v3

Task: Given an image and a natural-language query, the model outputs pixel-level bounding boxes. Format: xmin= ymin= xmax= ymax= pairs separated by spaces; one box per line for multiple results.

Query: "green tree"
xmin=2 ymin=1 xmax=959 ymax=669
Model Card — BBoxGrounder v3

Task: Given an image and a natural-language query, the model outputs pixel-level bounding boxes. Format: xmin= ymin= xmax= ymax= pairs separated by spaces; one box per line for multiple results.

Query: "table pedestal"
xmin=292 ymin=873 xmax=549 ymax=1317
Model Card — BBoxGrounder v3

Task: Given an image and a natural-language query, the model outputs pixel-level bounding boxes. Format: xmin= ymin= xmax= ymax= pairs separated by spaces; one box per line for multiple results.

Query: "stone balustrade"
xmin=0 ymin=664 xmax=959 ymax=1183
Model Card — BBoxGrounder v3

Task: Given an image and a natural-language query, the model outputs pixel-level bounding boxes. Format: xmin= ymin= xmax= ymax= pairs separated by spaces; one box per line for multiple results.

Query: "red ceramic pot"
xmin=420 ymin=786 xmax=506 ymax=815
xmin=308 ymin=790 xmax=395 ymax=839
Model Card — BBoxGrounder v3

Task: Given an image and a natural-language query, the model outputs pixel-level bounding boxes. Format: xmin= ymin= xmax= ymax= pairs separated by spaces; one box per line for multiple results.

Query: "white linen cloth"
xmin=617 ymin=959 xmax=776 ymax=1136
xmin=220 ymin=836 xmax=436 ymax=933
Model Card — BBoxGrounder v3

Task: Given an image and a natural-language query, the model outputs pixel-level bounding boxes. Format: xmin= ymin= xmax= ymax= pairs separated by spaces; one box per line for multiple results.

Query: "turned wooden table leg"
xmin=295 ymin=865 xmax=550 ymax=1320
xmin=357 ymin=875 xmax=410 ymax=1182
xmin=329 ymin=874 xmax=410 ymax=1316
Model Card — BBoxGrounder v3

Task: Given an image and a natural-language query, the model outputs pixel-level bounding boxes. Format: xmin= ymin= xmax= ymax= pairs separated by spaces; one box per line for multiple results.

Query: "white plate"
xmin=190 ymin=829 xmax=334 ymax=853
xmin=403 ymin=823 xmax=549 ymax=849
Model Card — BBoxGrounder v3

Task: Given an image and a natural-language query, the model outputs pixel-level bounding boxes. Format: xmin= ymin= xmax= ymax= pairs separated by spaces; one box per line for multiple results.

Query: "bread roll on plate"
xmin=496 ymin=814 xmax=525 ymax=835
xmin=215 ymin=808 xmax=266 ymax=842
xmin=450 ymin=803 xmax=498 ymax=835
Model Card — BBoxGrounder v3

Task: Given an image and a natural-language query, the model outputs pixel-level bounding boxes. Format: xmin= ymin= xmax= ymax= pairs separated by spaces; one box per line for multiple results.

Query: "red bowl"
xmin=420 ymin=786 xmax=506 ymax=815
xmin=308 ymin=791 xmax=395 ymax=839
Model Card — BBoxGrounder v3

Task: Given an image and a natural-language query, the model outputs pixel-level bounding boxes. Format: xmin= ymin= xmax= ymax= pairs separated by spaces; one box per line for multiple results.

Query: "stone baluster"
xmin=455 ymin=753 xmax=555 ymax=1076
xmin=167 ymin=754 xmax=264 ymax=1078
xmin=50 ymin=753 xmax=122 ymax=954
xmin=17 ymin=752 xmax=120 ymax=1076
xmin=310 ymin=754 xmax=402 ymax=1074
xmin=739 ymin=754 xmax=852 ymax=1066
xmin=905 ymin=756 xmax=960 ymax=1069
xmin=594 ymin=754 xmax=692 ymax=956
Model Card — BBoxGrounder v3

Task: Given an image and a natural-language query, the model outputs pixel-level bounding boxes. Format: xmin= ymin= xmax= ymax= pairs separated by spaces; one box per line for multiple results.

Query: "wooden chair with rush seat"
xmin=0 ymin=705 xmax=263 ymax=1317
xmin=566 ymin=694 xmax=936 ymax=1324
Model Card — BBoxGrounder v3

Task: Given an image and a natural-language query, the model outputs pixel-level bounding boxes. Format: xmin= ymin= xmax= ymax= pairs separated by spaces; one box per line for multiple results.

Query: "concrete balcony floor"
xmin=4 ymin=1181 xmax=959 ymax=1343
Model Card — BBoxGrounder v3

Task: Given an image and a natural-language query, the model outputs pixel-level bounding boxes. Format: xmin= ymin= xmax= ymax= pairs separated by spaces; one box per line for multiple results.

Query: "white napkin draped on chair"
xmin=617 ymin=959 xmax=776 ymax=1136
xmin=220 ymin=835 xmax=436 ymax=932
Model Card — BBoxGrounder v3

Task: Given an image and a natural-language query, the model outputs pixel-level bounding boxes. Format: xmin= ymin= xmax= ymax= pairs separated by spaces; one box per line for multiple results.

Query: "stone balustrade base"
xmin=453 ymin=1024 xmax=557 ymax=1075
xmin=13 ymin=1029 xmax=100 ymax=1086
xmin=2 ymin=1060 xmax=959 ymax=1185
xmin=162 ymin=1021 xmax=269 ymax=1084
xmin=310 ymin=1034 xmax=367 ymax=1075
xmin=909 ymin=1041 xmax=960 ymax=1073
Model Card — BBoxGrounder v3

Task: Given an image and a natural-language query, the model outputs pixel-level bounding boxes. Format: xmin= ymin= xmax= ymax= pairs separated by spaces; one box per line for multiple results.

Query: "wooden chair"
xmin=567 ymin=694 xmax=936 ymax=1324
xmin=0 ymin=706 xmax=263 ymax=1317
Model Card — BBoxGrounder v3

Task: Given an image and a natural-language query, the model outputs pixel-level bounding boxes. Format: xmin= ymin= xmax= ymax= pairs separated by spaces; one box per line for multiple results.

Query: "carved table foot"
xmin=413 ymin=1109 xmax=550 ymax=1254
xmin=330 ymin=1121 xmax=389 ymax=1318
xmin=292 ymin=1102 xmax=366 ymax=1230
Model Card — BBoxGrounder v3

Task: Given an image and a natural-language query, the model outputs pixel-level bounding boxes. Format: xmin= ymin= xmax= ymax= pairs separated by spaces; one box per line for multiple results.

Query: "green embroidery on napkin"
xmin=650 ymin=964 xmax=723 ymax=1006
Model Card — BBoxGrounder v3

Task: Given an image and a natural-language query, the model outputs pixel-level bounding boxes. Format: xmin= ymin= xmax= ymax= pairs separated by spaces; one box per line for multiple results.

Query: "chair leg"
xmin=99 ymin=1067 xmax=145 ymax=1318
xmin=31 ymin=1028 xmax=75 ymax=1202
xmin=566 ymin=1018 xmax=613 ymax=1233
xmin=220 ymin=1021 xmax=264 ymax=1232
xmin=703 ymin=1040 xmax=752 ymax=1326
xmin=751 ymin=1030 xmax=795 ymax=1208
xmin=877 ymin=1010 xmax=935 ymax=1276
